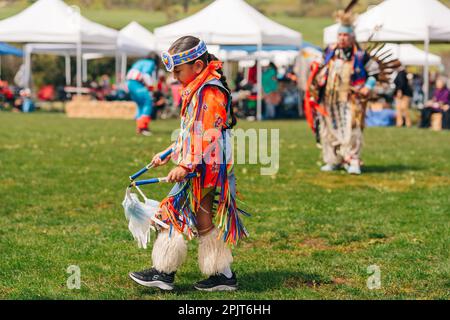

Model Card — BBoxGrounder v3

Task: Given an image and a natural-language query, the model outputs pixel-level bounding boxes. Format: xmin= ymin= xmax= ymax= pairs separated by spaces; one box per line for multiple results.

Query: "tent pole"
xmin=65 ymin=54 xmax=71 ymax=86
xmin=76 ymin=42 xmax=82 ymax=95
xmin=25 ymin=45 xmax=31 ymax=90
xmin=121 ymin=53 xmax=127 ymax=84
xmin=257 ymin=41 xmax=263 ymax=121
xmin=82 ymin=56 xmax=88 ymax=83
xmin=224 ymin=50 xmax=230 ymax=81
xmin=423 ymin=29 xmax=430 ymax=101
xmin=74 ymin=6 xmax=82 ymax=96
xmin=115 ymin=53 xmax=120 ymax=84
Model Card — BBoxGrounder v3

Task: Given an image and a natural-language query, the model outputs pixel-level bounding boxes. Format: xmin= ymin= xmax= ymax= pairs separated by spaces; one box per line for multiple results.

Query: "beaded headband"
xmin=338 ymin=25 xmax=354 ymax=35
xmin=161 ymin=40 xmax=208 ymax=72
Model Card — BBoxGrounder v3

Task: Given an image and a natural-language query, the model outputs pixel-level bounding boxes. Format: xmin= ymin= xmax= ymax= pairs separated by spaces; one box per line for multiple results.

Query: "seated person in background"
xmin=442 ymin=93 xmax=450 ymax=130
xmin=420 ymin=77 xmax=449 ymax=128
xmin=20 ymin=89 xmax=36 ymax=112
xmin=0 ymin=80 xmax=14 ymax=105
xmin=37 ymin=85 xmax=55 ymax=101
xmin=151 ymin=90 xmax=167 ymax=120
xmin=234 ymin=71 xmax=244 ymax=92
xmin=412 ymin=74 xmax=424 ymax=108
xmin=365 ymin=99 xmax=396 ymax=127
xmin=100 ymin=74 xmax=112 ymax=97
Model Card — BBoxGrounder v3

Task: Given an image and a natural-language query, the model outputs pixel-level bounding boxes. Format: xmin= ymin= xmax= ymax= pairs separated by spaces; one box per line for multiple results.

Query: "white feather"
xmin=122 ymin=188 xmax=167 ymax=249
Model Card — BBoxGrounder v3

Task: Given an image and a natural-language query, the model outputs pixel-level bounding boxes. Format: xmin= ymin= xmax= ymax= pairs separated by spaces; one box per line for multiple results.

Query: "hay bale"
xmin=66 ymin=100 xmax=137 ymax=120
xmin=431 ymin=112 xmax=442 ymax=131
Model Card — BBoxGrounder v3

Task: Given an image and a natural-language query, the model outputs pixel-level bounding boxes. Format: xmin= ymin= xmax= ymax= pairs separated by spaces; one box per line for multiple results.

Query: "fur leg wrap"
xmin=151 ymin=230 xmax=187 ymax=273
xmin=198 ymin=227 xmax=233 ymax=276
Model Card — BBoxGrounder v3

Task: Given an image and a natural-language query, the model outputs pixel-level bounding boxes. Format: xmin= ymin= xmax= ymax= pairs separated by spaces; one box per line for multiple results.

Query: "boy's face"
xmin=171 ymin=58 xmax=205 ymax=87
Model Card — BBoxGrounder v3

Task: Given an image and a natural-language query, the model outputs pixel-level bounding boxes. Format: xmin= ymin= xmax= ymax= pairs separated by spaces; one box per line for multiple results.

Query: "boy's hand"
xmin=167 ymin=166 xmax=189 ymax=183
xmin=151 ymin=150 xmax=171 ymax=168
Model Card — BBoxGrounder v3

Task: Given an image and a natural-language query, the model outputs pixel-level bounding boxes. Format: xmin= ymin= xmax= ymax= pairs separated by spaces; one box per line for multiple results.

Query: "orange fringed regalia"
xmin=158 ymin=61 xmax=249 ymax=245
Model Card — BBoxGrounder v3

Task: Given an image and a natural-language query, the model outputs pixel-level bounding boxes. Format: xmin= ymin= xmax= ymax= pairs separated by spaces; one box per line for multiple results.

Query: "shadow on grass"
xmin=239 ymin=270 xmax=333 ymax=293
xmin=364 ymin=164 xmax=424 ymax=174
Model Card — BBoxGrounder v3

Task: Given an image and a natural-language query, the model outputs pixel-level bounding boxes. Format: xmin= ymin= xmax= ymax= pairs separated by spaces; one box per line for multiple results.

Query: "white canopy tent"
xmin=222 ymin=50 xmax=299 ymax=67
xmin=375 ymin=44 xmax=442 ymax=67
xmin=154 ymin=0 xmax=302 ymax=120
xmin=117 ymin=22 xmax=157 ymax=83
xmin=118 ymin=22 xmax=155 ymax=57
xmin=323 ymin=0 xmax=450 ymax=99
xmin=0 ymin=0 xmax=118 ymax=93
xmin=23 ymin=43 xmax=120 ymax=85
xmin=19 ymin=22 xmax=156 ymax=87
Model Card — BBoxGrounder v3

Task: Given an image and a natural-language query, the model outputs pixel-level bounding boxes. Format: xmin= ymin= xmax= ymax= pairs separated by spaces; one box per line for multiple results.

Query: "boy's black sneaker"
xmin=194 ymin=272 xmax=238 ymax=291
xmin=129 ymin=268 xmax=175 ymax=291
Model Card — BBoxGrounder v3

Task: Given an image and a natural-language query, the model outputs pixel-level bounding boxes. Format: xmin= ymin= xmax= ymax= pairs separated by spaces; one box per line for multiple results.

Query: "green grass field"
xmin=0 ymin=112 xmax=449 ymax=300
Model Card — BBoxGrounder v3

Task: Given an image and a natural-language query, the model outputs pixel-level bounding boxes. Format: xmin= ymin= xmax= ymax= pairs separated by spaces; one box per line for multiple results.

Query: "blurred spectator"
xmin=366 ymin=100 xmax=396 ymax=127
xmin=412 ymin=73 xmax=424 ymax=108
xmin=394 ymin=67 xmax=413 ymax=127
xmin=151 ymin=71 xmax=172 ymax=119
xmin=442 ymin=103 xmax=450 ymax=129
xmin=0 ymin=80 xmax=14 ymax=108
xmin=106 ymin=83 xmax=129 ymax=101
xmin=151 ymin=90 xmax=167 ymax=119
xmin=157 ymin=70 xmax=170 ymax=95
xmin=234 ymin=71 xmax=244 ymax=91
xmin=88 ymin=80 xmax=102 ymax=100
xmin=262 ymin=62 xmax=280 ymax=119
xmin=37 ymin=85 xmax=55 ymax=101
xmin=20 ymin=88 xmax=35 ymax=113
xmin=420 ymin=77 xmax=449 ymax=129
xmin=100 ymin=74 xmax=111 ymax=91
xmin=247 ymin=62 xmax=257 ymax=86
xmin=170 ymin=80 xmax=182 ymax=109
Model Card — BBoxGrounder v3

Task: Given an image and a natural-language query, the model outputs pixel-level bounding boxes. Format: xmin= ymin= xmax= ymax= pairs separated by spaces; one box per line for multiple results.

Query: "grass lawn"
xmin=0 ymin=112 xmax=449 ymax=300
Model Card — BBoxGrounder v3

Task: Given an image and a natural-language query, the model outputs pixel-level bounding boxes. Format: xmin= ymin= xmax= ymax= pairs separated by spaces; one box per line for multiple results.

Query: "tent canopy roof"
xmin=324 ymin=0 xmax=450 ymax=44
xmin=0 ymin=0 xmax=118 ymax=44
xmin=118 ymin=21 xmax=156 ymax=57
xmin=154 ymin=0 xmax=301 ymax=47
xmin=24 ymin=43 xmax=117 ymax=57
xmin=375 ymin=43 xmax=442 ymax=66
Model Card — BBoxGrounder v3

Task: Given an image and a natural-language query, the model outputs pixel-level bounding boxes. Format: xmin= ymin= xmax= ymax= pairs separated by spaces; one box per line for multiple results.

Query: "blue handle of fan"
xmin=131 ymin=172 xmax=199 ymax=187
xmin=129 ymin=148 xmax=173 ymax=181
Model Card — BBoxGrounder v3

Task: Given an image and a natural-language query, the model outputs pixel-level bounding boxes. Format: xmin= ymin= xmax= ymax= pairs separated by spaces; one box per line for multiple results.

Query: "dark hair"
xmin=269 ymin=62 xmax=277 ymax=72
xmin=169 ymin=36 xmax=237 ymax=128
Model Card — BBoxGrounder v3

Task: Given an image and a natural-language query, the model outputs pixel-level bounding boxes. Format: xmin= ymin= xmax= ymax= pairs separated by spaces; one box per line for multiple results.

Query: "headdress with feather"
xmin=335 ymin=0 xmax=358 ymax=34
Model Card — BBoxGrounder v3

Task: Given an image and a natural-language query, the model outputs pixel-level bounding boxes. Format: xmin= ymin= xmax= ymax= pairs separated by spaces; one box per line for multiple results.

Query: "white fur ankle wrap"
xmin=198 ymin=228 xmax=233 ymax=276
xmin=151 ymin=230 xmax=187 ymax=273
